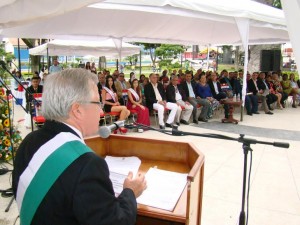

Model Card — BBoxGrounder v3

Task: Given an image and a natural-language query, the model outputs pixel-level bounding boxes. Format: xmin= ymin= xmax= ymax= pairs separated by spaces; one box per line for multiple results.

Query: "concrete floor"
xmin=0 ymin=102 xmax=299 ymax=225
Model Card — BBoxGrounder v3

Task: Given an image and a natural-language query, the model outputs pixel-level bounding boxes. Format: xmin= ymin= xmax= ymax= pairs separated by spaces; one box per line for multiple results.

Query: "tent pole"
xmin=47 ymin=47 xmax=49 ymax=71
xmin=17 ymin=38 xmax=21 ymax=71
xmin=139 ymin=50 xmax=142 ymax=76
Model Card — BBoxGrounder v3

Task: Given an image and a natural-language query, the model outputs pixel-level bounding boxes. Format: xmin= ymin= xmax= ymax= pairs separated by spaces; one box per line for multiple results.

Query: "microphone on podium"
xmin=99 ymin=120 xmax=125 ymax=138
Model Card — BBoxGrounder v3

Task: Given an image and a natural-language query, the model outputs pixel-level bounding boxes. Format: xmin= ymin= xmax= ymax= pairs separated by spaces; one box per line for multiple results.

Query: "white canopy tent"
xmin=28 ymin=39 xmax=141 ymax=59
xmin=0 ymin=0 xmax=103 ymax=29
xmin=282 ymin=0 xmax=300 ymax=73
xmin=0 ymin=0 xmax=291 ymax=106
xmin=0 ymin=0 xmax=289 ymax=46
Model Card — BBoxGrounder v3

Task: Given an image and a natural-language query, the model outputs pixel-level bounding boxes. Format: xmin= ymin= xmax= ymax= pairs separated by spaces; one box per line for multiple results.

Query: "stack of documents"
xmin=105 ymin=156 xmax=141 ymax=196
xmin=137 ymin=168 xmax=187 ymax=211
xmin=105 ymin=156 xmax=187 ymax=211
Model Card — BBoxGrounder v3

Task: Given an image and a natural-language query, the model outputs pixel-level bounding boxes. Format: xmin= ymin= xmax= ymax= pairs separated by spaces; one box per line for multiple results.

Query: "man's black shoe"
xmin=193 ymin=119 xmax=198 ymax=124
xmin=180 ymin=119 xmax=189 ymax=125
xmin=247 ymin=112 xmax=253 ymax=116
xmin=253 ymin=112 xmax=260 ymax=114
xmin=198 ymin=118 xmax=208 ymax=122
xmin=165 ymin=123 xmax=173 ymax=128
xmin=265 ymin=111 xmax=273 ymax=115
xmin=159 ymin=125 xmax=165 ymax=129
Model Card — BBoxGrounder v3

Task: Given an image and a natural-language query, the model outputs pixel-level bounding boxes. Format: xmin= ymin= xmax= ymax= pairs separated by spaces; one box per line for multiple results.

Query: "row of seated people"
xmin=100 ymin=72 xmax=230 ymax=129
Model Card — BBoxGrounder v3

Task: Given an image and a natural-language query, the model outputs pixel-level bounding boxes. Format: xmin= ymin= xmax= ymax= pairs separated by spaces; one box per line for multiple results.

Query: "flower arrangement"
xmin=0 ymin=88 xmax=22 ymax=161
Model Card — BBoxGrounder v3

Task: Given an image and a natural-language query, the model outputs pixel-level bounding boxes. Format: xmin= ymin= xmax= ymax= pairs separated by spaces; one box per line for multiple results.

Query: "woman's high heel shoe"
xmin=113 ymin=127 xmax=128 ymax=135
xmin=118 ymin=127 xmax=128 ymax=134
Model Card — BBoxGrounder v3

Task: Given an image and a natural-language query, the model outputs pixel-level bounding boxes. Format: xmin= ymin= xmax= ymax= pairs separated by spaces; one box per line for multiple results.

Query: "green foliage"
xmin=0 ymin=90 xmax=22 ymax=161
xmin=273 ymin=0 xmax=282 ymax=9
xmin=125 ymin=54 xmax=139 ymax=66
xmin=0 ymin=43 xmax=15 ymax=79
xmin=155 ymin=44 xmax=184 ymax=59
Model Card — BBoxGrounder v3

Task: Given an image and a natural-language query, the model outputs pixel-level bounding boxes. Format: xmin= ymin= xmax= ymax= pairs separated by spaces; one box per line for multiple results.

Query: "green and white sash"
xmin=16 ymin=132 xmax=92 ymax=225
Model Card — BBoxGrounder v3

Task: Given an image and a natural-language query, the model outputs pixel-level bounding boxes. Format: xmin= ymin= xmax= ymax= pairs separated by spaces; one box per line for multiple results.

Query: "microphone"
xmin=99 ymin=120 xmax=125 ymax=138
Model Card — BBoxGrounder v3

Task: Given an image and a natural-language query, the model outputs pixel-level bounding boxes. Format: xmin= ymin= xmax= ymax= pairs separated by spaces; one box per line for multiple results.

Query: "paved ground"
xmin=0 ymin=102 xmax=300 ymax=225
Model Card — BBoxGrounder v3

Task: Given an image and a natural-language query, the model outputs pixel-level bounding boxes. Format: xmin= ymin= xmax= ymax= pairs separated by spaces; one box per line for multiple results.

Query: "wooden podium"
xmin=85 ymin=135 xmax=205 ymax=225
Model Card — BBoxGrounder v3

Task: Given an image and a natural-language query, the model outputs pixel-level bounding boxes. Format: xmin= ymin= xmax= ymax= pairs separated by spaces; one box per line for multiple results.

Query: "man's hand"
xmin=158 ymin=101 xmax=166 ymax=106
xmin=123 ymin=172 xmax=147 ymax=198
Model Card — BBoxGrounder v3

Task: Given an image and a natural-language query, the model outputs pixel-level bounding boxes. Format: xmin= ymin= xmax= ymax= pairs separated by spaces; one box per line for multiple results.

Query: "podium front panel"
xmin=85 ymin=135 xmax=205 ymax=225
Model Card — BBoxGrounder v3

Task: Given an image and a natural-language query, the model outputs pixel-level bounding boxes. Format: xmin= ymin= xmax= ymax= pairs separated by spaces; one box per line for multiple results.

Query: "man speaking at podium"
xmin=12 ymin=69 xmax=146 ymax=225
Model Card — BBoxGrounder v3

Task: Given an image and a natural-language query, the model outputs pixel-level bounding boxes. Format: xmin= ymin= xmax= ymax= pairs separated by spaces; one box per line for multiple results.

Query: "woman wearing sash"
xmin=102 ymin=75 xmax=130 ymax=133
xmin=127 ymin=79 xmax=150 ymax=126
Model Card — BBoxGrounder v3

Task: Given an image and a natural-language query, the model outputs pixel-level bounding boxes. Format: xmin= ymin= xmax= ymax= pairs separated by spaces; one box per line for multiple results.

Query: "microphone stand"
xmin=125 ymin=122 xmax=289 ymax=225
xmin=0 ymin=61 xmax=38 ymax=132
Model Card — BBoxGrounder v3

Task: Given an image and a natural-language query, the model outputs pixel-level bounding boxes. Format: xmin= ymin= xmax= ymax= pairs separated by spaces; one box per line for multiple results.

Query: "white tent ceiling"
xmin=0 ymin=0 xmax=290 ymax=46
xmin=282 ymin=0 xmax=300 ymax=73
xmin=29 ymin=39 xmax=141 ymax=58
xmin=0 ymin=0 xmax=103 ymax=29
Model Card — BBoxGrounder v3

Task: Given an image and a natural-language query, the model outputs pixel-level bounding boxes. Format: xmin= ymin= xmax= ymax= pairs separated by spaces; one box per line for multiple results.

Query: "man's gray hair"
xmin=42 ymin=68 xmax=98 ymax=121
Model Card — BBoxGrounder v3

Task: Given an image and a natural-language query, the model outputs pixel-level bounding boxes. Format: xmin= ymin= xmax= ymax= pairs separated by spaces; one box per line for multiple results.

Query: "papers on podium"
xmin=105 ymin=156 xmax=141 ymax=196
xmin=137 ymin=167 xmax=187 ymax=211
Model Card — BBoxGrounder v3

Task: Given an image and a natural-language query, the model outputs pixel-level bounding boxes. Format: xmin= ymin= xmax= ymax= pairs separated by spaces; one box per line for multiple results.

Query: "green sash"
xmin=17 ymin=137 xmax=92 ymax=225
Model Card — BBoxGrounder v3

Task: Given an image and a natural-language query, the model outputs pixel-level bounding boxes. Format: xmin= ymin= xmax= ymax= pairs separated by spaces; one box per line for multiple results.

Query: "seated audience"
xmin=127 ymin=79 xmax=150 ymax=126
xmin=290 ymin=73 xmax=300 ymax=106
xmin=272 ymin=72 xmax=288 ymax=108
xmin=196 ymin=74 xmax=222 ymax=119
xmin=102 ymin=75 xmax=130 ymax=131
xmin=115 ymin=72 xmax=131 ymax=105
xmin=207 ymin=72 xmax=229 ymax=118
xmin=159 ymin=70 xmax=170 ymax=88
xmin=181 ymin=71 xmax=210 ymax=123
xmin=258 ymin=72 xmax=277 ymax=111
xmin=266 ymin=74 xmax=283 ymax=109
xmin=248 ymin=72 xmax=273 ymax=115
xmin=281 ymin=73 xmax=298 ymax=108
xmin=166 ymin=76 xmax=193 ymax=125
xmin=144 ymin=73 xmax=178 ymax=129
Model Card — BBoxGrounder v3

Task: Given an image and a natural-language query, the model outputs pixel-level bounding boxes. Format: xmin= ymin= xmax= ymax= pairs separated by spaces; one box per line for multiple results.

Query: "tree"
xmin=125 ymin=55 xmax=139 ymax=66
xmin=155 ymin=44 xmax=184 ymax=68
xmin=0 ymin=43 xmax=15 ymax=79
xmin=136 ymin=43 xmax=161 ymax=67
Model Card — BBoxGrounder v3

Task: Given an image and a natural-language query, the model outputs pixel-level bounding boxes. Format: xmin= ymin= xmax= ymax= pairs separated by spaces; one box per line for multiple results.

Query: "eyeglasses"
xmin=80 ymin=101 xmax=102 ymax=108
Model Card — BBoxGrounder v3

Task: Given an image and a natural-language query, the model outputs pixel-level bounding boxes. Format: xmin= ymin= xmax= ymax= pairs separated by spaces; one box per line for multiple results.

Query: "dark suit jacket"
xmin=207 ymin=81 xmax=222 ymax=98
xmin=26 ymin=85 xmax=43 ymax=102
xmin=166 ymin=84 xmax=187 ymax=103
xmin=144 ymin=82 xmax=166 ymax=111
xmin=181 ymin=80 xmax=197 ymax=98
xmin=257 ymin=78 xmax=268 ymax=91
xmin=247 ymin=79 xmax=258 ymax=95
xmin=12 ymin=120 xmax=137 ymax=225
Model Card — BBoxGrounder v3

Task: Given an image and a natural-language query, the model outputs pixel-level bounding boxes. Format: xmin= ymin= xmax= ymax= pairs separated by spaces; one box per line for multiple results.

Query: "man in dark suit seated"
xmin=247 ymin=72 xmax=273 ymax=115
xmin=166 ymin=76 xmax=193 ymax=125
xmin=258 ymin=72 xmax=277 ymax=111
xmin=181 ymin=71 xmax=210 ymax=123
xmin=144 ymin=73 xmax=178 ymax=129
xmin=26 ymin=76 xmax=43 ymax=114
xmin=207 ymin=72 xmax=229 ymax=118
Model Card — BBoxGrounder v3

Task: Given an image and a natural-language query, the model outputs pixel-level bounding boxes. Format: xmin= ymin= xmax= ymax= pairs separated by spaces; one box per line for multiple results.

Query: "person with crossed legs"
xmin=144 ymin=73 xmax=178 ymax=129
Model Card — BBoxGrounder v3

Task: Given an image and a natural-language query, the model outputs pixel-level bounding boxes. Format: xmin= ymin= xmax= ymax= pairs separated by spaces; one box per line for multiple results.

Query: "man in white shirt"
xmin=144 ymin=73 xmax=178 ymax=129
xmin=166 ymin=76 xmax=193 ymax=125
xmin=49 ymin=59 xmax=62 ymax=74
